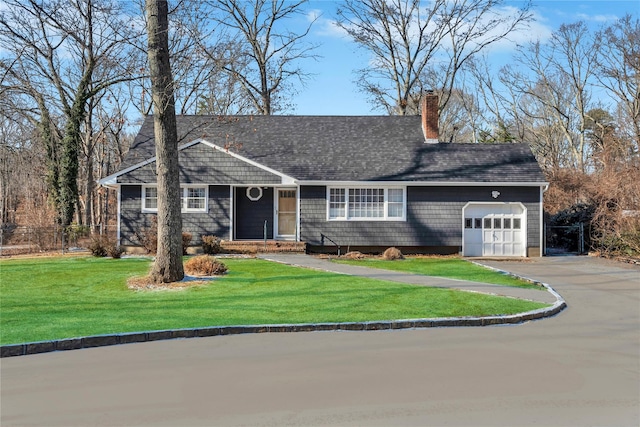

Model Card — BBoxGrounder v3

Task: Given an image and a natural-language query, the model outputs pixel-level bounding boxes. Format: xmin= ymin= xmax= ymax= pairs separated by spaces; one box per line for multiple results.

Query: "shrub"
xmin=89 ymin=235 xmax=123 ymax=258
xmin=382 ymin=247 xmax=404 ymax=260
xmin=88 ymin=236 xmax=108 ymax=257
xmin=106 ymin=243 xmax=124 ymax=259
xmin=343 ymin=251 xmax=365 ymax=259
xmin=201 ymin=235 xmax=222 ymax=254
xmin=134 ymin=217 xmax=157 ymax=254
xmin=182 ymin=232 xmax=192 ymax=255
xmin=184 ymin=255 xmax=227 ymax=276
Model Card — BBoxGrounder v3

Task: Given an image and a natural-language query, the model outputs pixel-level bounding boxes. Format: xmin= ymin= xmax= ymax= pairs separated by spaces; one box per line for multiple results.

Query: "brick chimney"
xmin=421 ymin=91 xmax=439 ymax=144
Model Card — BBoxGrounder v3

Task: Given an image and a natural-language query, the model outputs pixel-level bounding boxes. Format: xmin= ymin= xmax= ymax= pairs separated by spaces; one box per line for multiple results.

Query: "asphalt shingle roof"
xmin=120 ymin=115 xmax=547 ymax=183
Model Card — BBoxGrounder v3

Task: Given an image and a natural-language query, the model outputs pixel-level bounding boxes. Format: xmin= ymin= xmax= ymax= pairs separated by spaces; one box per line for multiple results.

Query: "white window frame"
xmin=142 ymin=185 xmax=208 ymax=213
xmin=142 ymin=186 xmax=158 ymax=212
xmin=181 ymin=185 xmax=208 ymax=213
xmin=326 ymin=186 xmax=406 ymax=221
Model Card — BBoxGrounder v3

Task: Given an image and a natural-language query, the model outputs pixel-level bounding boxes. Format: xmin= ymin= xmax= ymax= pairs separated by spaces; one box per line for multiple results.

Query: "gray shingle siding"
xmin=109 ymin=115 xmax=547 ymax=255
xmin=299 ymin=185 xmax=541 ymax=249
xmin=117 ymin=142 xmax=282 ymax=185
xmin=119 ymin=184 xmax=231 ymax=246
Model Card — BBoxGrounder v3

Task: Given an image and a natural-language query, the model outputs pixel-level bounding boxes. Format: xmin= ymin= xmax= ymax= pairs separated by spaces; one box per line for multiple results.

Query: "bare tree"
xmin=0 ymin=113 xmax=46 ymax=225
xmin=426 ymin=0 xmax=532 ymax=114
xmin=204 ymin=0 xmax=319 ymax=115
xmin=336 ymin=0 xmax=532 ymax=117
xmin=94 ymin=85 xmax=135 ymax=227
xmin=195 ymin=39 xmax=256 ymax=115
xmin=145 ymin=0 xmax=184 ymax=283
xmin=438 ymin=88 xmax=476 ymax=142
xmin=0 ymin=0 xmax=139 ymax=226
xmin=128 ymin=0 xmax=234 ymax=116
xmin=504 ymin=21 xmax=598 ymax=172
xmin=336 ymin=0 xmax=447 ymax=115
xmin=463 ymin=55 xmax=521 ymax=143
xmin=595 ymin=14 xmax=640 ymax=154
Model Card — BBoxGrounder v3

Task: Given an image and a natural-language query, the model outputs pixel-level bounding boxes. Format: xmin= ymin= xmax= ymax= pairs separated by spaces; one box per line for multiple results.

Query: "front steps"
xmin=220 ymin=240 xmax=306 ymax=254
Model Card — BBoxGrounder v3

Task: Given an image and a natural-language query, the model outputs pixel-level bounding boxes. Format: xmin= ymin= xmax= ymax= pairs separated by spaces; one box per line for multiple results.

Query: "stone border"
xmin=1 ymin=300 xmax=566 ymax=358
xmin=468 ymin=260 xmax=566 ymax=302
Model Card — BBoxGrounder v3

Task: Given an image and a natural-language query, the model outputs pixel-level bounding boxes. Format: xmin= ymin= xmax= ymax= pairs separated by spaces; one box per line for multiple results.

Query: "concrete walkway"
xmin=258 ymin=254 xmax=560 ymax=304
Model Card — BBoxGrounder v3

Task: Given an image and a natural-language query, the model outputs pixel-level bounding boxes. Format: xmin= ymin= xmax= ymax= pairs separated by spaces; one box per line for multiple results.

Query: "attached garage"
xmin=462 ymin=202 xmax=527 ymax=257
xmin=103 ymin=110 xmax=548 ymax=256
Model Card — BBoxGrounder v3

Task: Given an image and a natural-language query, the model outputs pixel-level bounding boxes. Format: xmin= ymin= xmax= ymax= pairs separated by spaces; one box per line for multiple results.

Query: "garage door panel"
xmin=463 ymin=203 xmax=526 ymax=257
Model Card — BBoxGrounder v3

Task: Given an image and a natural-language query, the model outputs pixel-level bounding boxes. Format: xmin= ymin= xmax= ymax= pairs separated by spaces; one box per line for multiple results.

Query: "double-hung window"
xmin=328 ymin=187 xmax=405 ymax=221
xmin=142 ymin=185 xmax=207 ymax=213
xmin=182 ymin=187 xmax=207 ymax=212
xmin=329 ymin=188 xmax=346 ymax=219
xmin=142 ymin=186 xmax=158 ymax=211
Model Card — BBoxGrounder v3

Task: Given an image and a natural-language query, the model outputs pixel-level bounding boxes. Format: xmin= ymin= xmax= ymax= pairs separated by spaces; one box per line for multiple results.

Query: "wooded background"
xmin=1 ymin=0 xmax=637 ymax=257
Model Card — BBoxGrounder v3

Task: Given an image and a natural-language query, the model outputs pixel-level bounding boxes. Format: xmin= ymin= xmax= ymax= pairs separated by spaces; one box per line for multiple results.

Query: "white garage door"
xmin=463 ymin=203 xmax=526 ymax=257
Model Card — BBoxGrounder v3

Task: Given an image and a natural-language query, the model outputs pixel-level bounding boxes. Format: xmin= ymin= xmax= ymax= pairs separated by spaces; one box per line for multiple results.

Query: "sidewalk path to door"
xmin=258 ymin=254 xmax=560 ymax=304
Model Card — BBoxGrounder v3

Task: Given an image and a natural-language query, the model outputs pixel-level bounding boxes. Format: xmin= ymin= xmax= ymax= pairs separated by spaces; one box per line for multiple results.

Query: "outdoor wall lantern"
xmin=492 ymin=190 xmax=501 ymax=199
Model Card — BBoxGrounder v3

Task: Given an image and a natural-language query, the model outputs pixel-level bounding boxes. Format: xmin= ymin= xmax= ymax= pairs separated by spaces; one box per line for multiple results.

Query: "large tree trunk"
xmin=145 ymin=0 xmax=184 ymax=283
xmin=146 ymin=0 xmax=184 ymax=283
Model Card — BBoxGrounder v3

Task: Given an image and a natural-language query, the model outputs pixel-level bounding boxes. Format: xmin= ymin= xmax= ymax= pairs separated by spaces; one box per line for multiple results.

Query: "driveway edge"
xmin=1 ymin=300 xmax=566 ymax=358
xmin=469 ymin=260 xmax=566 ymax=303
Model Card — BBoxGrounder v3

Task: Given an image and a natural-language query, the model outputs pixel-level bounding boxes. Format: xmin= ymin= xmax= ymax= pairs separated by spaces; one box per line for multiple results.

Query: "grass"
xmin=334 ymin=256 xmax=542 ymax=289
xmin=0 ymin=256 xmax=548 ymax=345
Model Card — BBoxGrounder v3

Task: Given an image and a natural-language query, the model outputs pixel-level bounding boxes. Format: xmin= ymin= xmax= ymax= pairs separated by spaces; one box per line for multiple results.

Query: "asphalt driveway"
xmin=1 ymin=255 xmax=638 ymax=426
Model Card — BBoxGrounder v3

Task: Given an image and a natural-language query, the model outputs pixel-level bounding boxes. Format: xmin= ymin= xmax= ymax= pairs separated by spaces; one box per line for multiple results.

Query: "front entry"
xmin=276 ymin=189 xmax=297 ymax=238
xmin=235 ymin=187 xmax=274 ymax=240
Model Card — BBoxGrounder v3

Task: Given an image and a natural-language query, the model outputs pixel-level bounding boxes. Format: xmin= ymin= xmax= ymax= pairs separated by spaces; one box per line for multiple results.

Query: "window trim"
xmin=326 ymin=186 xmax=406 ymax=221
xmin=142 ymin=185 xmax=208 ymax=213
xmin=141 ymin=186 xmax=158 ymax=213
xmin=182 ymin=185 xmax=208 ymax=213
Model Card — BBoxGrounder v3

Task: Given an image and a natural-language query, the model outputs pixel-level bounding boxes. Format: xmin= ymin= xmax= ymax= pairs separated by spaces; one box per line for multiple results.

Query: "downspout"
xmin=296 ymin=184 xmax=301 ymax=242
xmin=117 ymin=186 xmax=121 ymax=246
xmin=541 ymin=184 xmax=549 ymax=256
xmin=229 ymin=186 xmax=234 ymax=241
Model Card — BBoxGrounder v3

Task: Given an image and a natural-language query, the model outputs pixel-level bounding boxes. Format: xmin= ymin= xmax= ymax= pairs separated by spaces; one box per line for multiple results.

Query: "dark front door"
xmin=235 ymin=187 xmax=273 ymax=240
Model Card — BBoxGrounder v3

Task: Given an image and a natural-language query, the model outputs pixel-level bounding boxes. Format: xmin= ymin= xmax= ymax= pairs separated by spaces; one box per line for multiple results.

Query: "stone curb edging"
xmin=469 ymin=260 xmax=566 ymax=304
xmin=0 ymin=300 xmax=566 ymax=358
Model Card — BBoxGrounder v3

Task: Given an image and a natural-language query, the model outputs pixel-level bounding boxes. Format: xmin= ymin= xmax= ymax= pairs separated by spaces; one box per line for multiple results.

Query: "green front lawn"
xmin=0 ymin=256 xmax=548 ymax=345
xmin=334 ymin=256 xmax=541 ymax=289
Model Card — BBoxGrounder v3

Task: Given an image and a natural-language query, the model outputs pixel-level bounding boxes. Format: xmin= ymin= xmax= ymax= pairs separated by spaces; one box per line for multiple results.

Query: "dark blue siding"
xmin=299 ymin=185 xmax=541 ymax=251
xmin=119 ymin=184 xmax=231 ymax=246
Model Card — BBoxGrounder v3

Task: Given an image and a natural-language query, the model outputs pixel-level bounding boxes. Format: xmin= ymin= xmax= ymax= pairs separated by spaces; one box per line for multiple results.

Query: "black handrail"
xmin=320 ymin=233 xmax=341 ymax=256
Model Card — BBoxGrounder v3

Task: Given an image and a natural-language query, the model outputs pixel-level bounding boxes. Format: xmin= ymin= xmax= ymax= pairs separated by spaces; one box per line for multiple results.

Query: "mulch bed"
xmin=126 ymin=275 xmax=215 ymax=291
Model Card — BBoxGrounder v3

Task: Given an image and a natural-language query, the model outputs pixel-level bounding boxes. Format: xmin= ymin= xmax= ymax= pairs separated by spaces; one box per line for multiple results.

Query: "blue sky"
xmin=290 ymin=0 xmax=640 ymax=115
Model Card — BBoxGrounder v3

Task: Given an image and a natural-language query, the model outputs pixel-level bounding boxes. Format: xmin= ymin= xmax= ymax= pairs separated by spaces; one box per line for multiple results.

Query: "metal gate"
xmin=545 ymin=223 xmax=586 ymax=255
